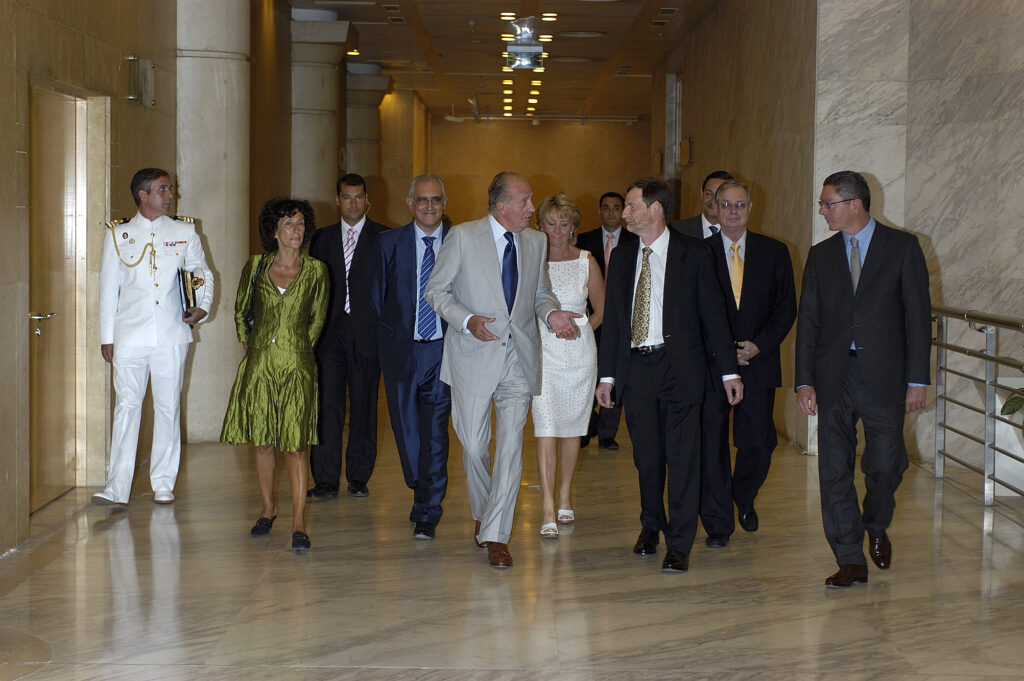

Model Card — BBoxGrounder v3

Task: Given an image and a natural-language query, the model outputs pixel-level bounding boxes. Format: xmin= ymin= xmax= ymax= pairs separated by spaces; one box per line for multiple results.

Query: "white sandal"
xmin=557 ymin=508 xmax=575 ymax=524
xmin=540 ymin=522 xmax=559 ymax=538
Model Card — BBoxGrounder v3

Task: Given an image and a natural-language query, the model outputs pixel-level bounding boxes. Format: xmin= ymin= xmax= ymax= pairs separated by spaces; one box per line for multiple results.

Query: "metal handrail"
xmin=933 ymin=305 xmax=1024 ymax=506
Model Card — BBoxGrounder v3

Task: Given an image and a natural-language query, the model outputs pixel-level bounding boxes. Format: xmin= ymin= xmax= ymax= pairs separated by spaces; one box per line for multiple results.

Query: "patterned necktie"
xmin=344 ymin=226 xmax=357 ymax=313
xmin=604 ymin=232 xmax=614 ymax=272
xmin=501 ymin=232 xmax=518 ymax=312
xmin=729 ymin=242 xmax=743 ymax=308
xmin=631 ymin=247 xmax=653 ymax=346
xmin=849 ymin=236 xmax=861 ymax=292
xmin=417 ymin=236 xmax=437 ymax=339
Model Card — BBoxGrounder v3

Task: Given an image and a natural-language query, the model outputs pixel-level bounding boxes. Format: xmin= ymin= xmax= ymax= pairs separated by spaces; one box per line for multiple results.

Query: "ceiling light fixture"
xmin=541 ymin=13 xmax=557 ymax=21
xmin=529 ymin=90 xmax=539 ymax=95
xmin=503 ymin=89 xmax=513 ymax=95
xmin=531 ymin=80 xmax=542 ymax=86
xmin=502 ymin=79 xmax=514 ymax=85
xmin=538 ymin=35 xmax=553 ymax=42
xmin=528 ymin=98 xmax=538 ymax=104
xmin=503 ymin=98 xmax=513 ymax=103
xmin=346 ymin=49 xmax=360 ymax=56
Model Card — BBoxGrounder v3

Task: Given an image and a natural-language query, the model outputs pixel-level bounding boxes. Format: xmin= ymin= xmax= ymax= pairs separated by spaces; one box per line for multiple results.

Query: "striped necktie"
xmin=417 ymin=236 xmax=437 ymax=339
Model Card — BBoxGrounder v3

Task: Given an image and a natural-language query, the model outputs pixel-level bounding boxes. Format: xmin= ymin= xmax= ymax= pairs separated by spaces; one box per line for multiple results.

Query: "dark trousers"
xmin=622 ymin=348 xmax=700 ymax=553
xmin=700 ymin=386 xmax=778 ymax=535
xmin=382 ymin=340 xmax=451 ymax=526
xmin=310 ymin=324 xmax=381 ymax=486
xmin=817 ymin=355 xmax=908 ymax=566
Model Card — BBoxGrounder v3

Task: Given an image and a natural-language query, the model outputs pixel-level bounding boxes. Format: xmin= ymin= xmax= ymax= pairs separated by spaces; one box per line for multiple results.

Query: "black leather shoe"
xmin=250 ymin=516 xmax=275 ymax=537
xmin=598 ymin=438 xmax=619 ymax=450
xmin=291 ymin=531 xmax=311 ymax=551
xmin=705 ymin=533 xmax=729 ymax=548
xmin=307 ymin=482 xmax=338 ymax=501
xmin=738 ymin=508 xmax=759 ymax=532
xmin=347 ymin=481 xmax=369 ymax=497
xmin=661 ymin=550 xmax=690 ymax=572
xmin=413 ymin=522 xmax=436 ymax=540
xmin=825 ymin=563 xmax=868 ymax=587
xmin=632 ymin=527 xmax=659 ymax=555
xmin=868 ymin=532 xmax=891 ymax=569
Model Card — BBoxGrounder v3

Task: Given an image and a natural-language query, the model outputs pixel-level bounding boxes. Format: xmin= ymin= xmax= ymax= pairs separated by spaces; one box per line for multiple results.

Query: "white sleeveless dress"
xmin=532 ymin=250 xmax=598 ymax=437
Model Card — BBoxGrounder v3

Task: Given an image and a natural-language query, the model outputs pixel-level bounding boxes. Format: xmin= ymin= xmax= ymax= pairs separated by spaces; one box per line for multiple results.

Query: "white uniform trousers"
xmin=104 ymin=343 xmax=188 ymax=502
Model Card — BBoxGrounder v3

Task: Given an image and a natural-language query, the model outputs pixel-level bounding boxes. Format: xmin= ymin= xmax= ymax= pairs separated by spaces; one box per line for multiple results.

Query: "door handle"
xmin=29 ymin=312 xmax=57 ymax=320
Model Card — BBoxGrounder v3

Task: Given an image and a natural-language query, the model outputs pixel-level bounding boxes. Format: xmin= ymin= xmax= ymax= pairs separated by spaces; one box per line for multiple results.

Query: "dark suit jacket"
xmin=706 ymin=231 xmax=796 ymax=389
xmin=369 ymin=221 xmax=449 ymax=380
xmin=576 ymin=226 xmax=638 ymax=278
xmin=599 ymin=228 xmax=739 ymax=405
xmin=309 ymin=218 xmax=390 ymax=356
xmin=670 ymin=215 xmax=704 ymax=240
xmin=795 ymin=222 xmax=931 ymax=406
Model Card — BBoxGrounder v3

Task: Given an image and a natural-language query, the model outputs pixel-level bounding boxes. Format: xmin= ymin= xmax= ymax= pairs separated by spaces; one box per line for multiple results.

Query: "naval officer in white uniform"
xmin=94 ymin=168 xmax=214 ymax=505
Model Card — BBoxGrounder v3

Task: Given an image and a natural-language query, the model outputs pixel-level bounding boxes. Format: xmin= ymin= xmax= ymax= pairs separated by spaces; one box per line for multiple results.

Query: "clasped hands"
xmin=467 ymin=309 xmax=581 ymax=342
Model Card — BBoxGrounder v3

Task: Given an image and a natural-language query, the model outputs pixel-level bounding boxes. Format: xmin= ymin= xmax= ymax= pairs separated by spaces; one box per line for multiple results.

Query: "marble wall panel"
xmin=817 ymin=0 xmax=909 ymax=82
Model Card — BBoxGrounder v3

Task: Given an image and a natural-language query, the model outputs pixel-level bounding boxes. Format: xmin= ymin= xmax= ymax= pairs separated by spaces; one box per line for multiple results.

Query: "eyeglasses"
xmin=717 ymin=201 xmax=748 ymax=211
xmin=817 ymin=198 xmax=854 ymax=209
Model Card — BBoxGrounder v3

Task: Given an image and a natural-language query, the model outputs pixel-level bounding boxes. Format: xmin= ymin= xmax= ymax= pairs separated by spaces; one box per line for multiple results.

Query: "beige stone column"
xmin=176 ymin=0 xmax=251 ymax=441
xmin=346 ymin=63 xmax=391 ymax=185
xmin=290 ymin=9 xmax=352 ymax=221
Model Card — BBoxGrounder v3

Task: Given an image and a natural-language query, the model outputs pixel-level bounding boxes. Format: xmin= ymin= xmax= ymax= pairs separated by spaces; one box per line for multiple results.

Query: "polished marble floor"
xmin=2 ymin=415 xmax=1024 ymax=681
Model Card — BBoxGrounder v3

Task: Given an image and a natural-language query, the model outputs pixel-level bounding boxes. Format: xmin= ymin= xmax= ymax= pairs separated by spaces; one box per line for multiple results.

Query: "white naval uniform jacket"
xmin=99 ymin=212 xmax=215 ymax=347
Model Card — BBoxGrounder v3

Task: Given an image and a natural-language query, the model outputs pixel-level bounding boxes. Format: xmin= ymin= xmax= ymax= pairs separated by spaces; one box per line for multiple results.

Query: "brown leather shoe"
xmin=488 ymin=542 xmax=513 ymax=568
xmin=825 ymin=563 xmax=868 ymax=588
xmin=868 ymin=532 xmax=891 ymax=569
xmin=474 ymin=520 xmax=487 ymax=548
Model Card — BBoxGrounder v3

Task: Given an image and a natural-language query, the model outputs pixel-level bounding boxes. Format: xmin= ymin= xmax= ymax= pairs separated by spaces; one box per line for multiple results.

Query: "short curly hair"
xmin=258 ymin=197 xmax=316 ymax=252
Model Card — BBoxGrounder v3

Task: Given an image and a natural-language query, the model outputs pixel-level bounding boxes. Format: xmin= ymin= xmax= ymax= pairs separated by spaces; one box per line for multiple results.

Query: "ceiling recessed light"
xmin=527 ymin=98 xmax=538 ymax=104
xmin=533 ymin=67 xmax=545 ymax=72
xmin=503 ymin=89 xmax=514 ymax=95
xmin=526 ymin=106 xmax=536 ymax=111
xmin=538 ymin=35 xmax=553 ymax=42
xmin=558 ymin=30 xmax=607 ymax=39
xmin=503 ymin=106 xmax=512 ymax=111
xmin=529 ymin=90 xmax=539 ymax=95
xmin=501 ymin=34 xmax=515 ymax=42
xmin=503 ymin=112 xmax=513 ymax=117
xmin=531 ymin=80 xmax=542 ymax=86
xmin=502 ymin=79 xmax=514 ymax=85
xmin=541 ymin=13 xmax=557 ymax=21
xmin=503 ymin=98 xmax=513 ymax=103
xmin=502 ymin=66 xmax=513 ymax=72
xmin=346 ymin=49 xmax=360 ymax=56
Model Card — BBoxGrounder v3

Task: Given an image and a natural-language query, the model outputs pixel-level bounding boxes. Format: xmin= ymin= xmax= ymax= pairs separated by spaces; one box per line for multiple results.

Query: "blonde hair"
xmin=536 ymin=192 xmax=581 ymax=244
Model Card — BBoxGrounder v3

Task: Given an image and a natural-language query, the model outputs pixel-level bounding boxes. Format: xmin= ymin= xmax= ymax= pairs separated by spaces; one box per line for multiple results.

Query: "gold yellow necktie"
xmin=631 ymin=247 xmax=652 ymax=346
xmin=729 ymin=242 xmax=743 ymax=308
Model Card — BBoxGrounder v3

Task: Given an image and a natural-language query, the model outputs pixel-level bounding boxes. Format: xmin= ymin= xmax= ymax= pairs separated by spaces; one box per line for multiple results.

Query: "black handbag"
xmin=244 ymin=254 xmax=268 ymax=330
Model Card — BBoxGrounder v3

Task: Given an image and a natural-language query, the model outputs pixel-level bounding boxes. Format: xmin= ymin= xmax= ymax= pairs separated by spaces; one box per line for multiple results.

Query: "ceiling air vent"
xmin=388 ymin=15 xmax=406 ymax=24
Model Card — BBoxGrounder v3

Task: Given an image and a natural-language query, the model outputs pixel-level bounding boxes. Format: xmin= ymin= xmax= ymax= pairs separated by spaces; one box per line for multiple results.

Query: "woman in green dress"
xmin=221 ymin=198 xmax=328 ymax=551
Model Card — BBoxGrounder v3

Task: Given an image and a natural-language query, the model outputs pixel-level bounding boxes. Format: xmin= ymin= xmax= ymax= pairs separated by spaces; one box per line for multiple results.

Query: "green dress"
xmin=221 ymin=253 xmax=329 ymax=451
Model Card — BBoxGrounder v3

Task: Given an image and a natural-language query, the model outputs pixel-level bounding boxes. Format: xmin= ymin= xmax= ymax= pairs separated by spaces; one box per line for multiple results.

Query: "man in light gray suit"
xmin=425 ymin=171 xmax=581 ymax=568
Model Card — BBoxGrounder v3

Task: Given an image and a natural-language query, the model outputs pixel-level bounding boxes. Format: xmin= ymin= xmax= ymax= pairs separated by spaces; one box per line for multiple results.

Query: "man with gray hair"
xmin=370 ymin=174 xmax=452 ymax=540
xmin=425 ymin=171 xmax=581 ymax=568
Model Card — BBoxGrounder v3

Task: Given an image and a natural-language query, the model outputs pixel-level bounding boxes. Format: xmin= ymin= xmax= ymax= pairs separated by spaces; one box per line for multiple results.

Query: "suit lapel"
xmin=824 ymin=232 xmax=855 ymax=301
xmin=855 ymin=223 xmax=888 ymax=298
xmin=469 ymin=219 xmax=507 ymax=313
xmin=396 ymin=224 xmax=416 ymax=317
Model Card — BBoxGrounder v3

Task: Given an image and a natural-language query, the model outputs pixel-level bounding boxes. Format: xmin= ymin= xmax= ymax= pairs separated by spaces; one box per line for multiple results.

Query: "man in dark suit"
xmin=369 ymin=174 xmax=452 ymax=540
xmin=670 ymin=170 xmax=733 ymax=239
xmin=308 ymin=173 xmax=390 ymax=500
xmin=596 ymin=177 xmax=742 ymax=573
xmin=796 ymin=170 xmax=931 ymax=588
xmin=699 ymin=180 xmax=796 ymax=549
xmin=575 ymin=191 xmax=637 ymax=450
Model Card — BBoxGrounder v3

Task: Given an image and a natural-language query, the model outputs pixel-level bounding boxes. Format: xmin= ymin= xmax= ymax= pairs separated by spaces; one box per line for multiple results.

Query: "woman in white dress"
xmin=531 ymin=193 xmax=605 ymax=538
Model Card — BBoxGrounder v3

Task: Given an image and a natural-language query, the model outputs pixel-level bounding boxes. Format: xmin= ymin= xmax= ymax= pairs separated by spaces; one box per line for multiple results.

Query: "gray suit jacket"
xmin=425 ymin=217 xmax=559 ymax=396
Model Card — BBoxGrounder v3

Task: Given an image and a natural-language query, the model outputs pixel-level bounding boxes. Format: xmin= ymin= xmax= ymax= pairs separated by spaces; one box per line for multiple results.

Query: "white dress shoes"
xmin=91 ymin=491 xmax=127 ymax=507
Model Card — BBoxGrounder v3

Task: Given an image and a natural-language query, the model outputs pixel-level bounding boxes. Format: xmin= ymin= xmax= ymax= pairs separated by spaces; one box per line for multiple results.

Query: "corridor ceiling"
xmin=289 ymin=1 xmax=717 ymax=121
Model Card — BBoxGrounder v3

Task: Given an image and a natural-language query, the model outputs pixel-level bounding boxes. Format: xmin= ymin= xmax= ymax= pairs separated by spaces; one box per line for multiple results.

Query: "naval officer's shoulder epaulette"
xmin=105 ymin=217 xmax=130 ymax=230
xmin=169 ymin=214 xmax=196 ymax=224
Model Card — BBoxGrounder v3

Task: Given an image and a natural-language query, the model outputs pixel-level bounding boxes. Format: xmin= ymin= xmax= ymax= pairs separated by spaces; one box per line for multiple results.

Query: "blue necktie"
xmin=502 ymin=232 xmax=518 ymax=312
xmin=417 ymin=236 xmax=437 ymax=339
xmin=710 ymin=224 xmax=719 ymax=236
